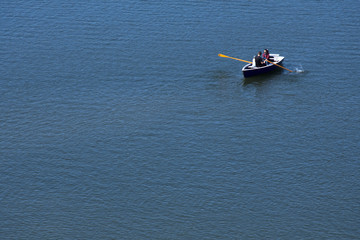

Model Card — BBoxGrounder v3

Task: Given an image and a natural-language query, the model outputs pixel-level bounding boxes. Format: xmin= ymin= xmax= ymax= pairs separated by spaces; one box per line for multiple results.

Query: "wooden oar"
xmin=218 ymin=54 xmax=252 ymax=64
xmin=219 ymin=53 xmax=293 ymax=73
xmin=265 ymin=59 xmax=293 ymax=72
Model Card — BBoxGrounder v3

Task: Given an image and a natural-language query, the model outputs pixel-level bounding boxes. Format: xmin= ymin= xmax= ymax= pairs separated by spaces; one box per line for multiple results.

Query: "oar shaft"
xmin=265 ymin=59 xmax=293 ymax=72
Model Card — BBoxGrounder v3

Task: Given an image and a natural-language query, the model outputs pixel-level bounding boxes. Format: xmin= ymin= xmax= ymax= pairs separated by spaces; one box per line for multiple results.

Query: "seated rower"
xmin=255 ymin=51 xmax=266 ymax=67
xmin=263 ymin=49 xmax=270 ymax=64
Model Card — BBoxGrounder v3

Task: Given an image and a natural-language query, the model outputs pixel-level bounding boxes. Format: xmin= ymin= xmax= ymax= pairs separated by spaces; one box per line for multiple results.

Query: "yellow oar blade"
xmin=218 ymin=53 xmax=227 ymax=58
xmin=265 ymin=59 xmax=293 ymax=72
xmin=218 ymin=53 xmax=252 ymax=64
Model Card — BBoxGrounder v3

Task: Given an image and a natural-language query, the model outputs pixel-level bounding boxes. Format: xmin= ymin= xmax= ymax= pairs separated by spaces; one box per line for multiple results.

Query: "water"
xmin=1 ymin=1 xmax=359 ymax=239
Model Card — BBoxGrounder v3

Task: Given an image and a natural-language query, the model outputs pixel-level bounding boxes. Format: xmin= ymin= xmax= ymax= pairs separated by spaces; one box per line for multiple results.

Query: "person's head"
xmin=264 ymin=49 xmax=269 ymax=54
xmin=258 ymin=51 xmax=262 ymax=56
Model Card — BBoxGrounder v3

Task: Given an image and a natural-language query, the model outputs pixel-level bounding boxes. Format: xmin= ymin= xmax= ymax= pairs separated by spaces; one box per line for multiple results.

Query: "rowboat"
xmin=242 ymin=54 xmax=285 ymax=78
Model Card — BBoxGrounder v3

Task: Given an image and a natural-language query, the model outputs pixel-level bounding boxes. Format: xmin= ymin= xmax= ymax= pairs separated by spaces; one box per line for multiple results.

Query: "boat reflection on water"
xmin=242 ymin=68 xmax=284 ymax=86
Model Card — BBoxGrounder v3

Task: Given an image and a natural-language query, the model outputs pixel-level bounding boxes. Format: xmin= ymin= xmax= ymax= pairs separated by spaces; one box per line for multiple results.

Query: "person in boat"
xmin=255 ymin=51 xmax=266 ymax=67
xmin=262 ymin=49 xmax=270 ymax=65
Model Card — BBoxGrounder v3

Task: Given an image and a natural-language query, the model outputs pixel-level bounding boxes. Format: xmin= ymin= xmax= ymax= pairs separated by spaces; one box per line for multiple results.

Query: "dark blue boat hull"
xmin=242 ymin=58 xmax=285 ymax=78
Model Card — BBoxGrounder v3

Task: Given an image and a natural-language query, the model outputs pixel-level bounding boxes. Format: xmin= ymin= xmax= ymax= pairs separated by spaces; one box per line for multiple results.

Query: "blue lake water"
xmin=1 ymin=1 xmax=360 ymax=239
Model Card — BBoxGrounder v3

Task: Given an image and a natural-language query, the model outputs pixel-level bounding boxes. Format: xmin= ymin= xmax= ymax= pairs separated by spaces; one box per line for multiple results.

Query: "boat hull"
xmin=242 ymin=56 xmax=285 ymax=78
